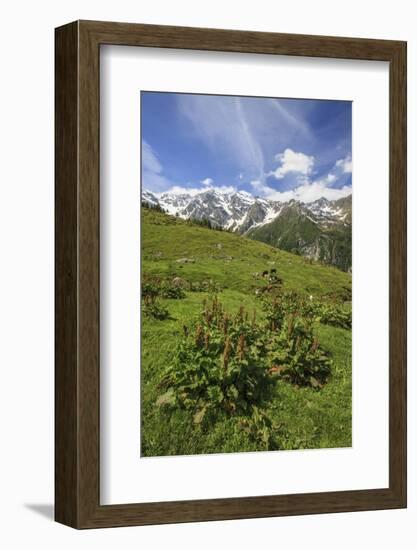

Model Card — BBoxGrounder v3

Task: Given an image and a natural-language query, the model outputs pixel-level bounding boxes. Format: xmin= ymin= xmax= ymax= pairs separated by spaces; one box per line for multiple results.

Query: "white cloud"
xmin=336 ymin=155 xmax=352 ymax=173
xmin=142 ymin=140 xmax=162 ymax=174
xmin=158 ymin=185 xmax=236 ymax=197
xmin=255 ymin=180 xmax=351 ymax=203
xmin=313 ymin=154 xmax=351 ymax=189
xmin=200 ymin=177 xmax=214 ymax=186
xmin=141 ymin=140 xmax=174 ymax=192
xmin=254 ymin=151 xmax=351 ymax=202
xmin=271 ymin=148 xmax=315 ymax=179
xmin=251 ymin=172 xmax=351 ymax=203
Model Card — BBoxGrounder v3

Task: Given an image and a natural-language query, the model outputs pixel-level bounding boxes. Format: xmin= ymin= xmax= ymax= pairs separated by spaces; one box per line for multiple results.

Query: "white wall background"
xmin=0 ymin=0 xmax=414 ymax=547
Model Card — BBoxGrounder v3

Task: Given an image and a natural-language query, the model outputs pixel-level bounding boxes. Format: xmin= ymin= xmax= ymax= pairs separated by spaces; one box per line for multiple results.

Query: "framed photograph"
xmin=55 ymin=20 xmax=406 ymax=528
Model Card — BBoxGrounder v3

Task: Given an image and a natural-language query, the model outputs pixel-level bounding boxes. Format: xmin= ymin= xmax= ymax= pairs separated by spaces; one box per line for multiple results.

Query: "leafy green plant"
xmin=142 ymin=277 xmax=160 ymax=302
xmin=157 ymin=293 xmax=333 ymax=450
xmin=268 ymin=313 xmax=332 ymax=388
xmin=160 ymin=283 xmax=185 ymax=300
xmin=239 ymin=406 xmax=277 ymax=449
xmin=141 ymin=275 xmax=174 ymax=320
xmin=158 ymin=297 xmax=274 ymax=424
xmin=143 ymin=300 xmax=171 ymax=320
xmin=261 ymin=290 xmax=303 ymax=330
xmin=189 ymin=280 xmax=222 ymax=293
xmin=142 ymin=274 xmax=186 ymax=300
xmin=260 ymin=288 xmax=351 ymax=330
xmin=314 ymin=302 xmax=351 ymax=329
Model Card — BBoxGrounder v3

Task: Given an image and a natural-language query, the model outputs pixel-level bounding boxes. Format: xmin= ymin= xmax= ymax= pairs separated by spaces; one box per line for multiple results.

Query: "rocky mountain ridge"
xmin=142 ymin=189 xmax=352 ymax=271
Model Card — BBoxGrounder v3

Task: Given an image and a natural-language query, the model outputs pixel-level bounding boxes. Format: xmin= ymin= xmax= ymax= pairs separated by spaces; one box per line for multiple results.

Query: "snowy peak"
xmin=142 ymin=189 xmax=352 ymax=271
xmin=142 ymin=190 xmax=160 ymax=207
xmin=142 ymin=188 xmax=351 ymax=234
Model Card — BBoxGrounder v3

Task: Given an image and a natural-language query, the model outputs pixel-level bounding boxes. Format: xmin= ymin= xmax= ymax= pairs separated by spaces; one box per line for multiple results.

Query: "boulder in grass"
xmin=171 ymin=277 xmax=190 ymax=289
xmin=176 ymin=257 xmax=195 ymax=264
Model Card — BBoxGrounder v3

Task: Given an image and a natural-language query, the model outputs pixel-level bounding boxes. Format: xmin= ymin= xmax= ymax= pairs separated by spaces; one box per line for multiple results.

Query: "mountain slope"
xmin=141 ymin=206 xmax=352 ymax=456
xmin=248 ymin=198 xmax=352 ymax=272
xmin=142 ymin=206 xmax=351 ymax=297
xmin=142 ymin=189 xmax=352 ymax=270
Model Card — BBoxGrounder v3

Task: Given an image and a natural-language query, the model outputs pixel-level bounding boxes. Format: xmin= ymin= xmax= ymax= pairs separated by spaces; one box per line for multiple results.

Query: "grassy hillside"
xmin=248 ymin=204 xmax=352 ymax=272
xmin=141 ymin=206 xmax=352 ymax=456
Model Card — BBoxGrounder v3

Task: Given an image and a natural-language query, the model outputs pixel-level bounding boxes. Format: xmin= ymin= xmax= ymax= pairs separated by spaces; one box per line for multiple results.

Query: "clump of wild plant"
xmin=313 ymin=302 xmax=351 ymax=329
xmin=260 ymin=288 xmax=351 ymax=330
xmin=142 ymin=274 xmax=188 ymax=320
xmin=142 ymin=274 xmax=186 ymax=301
xmin=157 ymin=293 xmax=334 ymax=446
xmin=268 ymin=313 xmax=332 ymax=388
xmin=158 ymin=297 xmax=274 ymax=425
xmin=142 ymin=299 xmax=170 ymax=321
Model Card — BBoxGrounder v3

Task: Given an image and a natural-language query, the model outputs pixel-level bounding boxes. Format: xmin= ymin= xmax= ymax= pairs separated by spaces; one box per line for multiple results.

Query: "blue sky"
xmin=141 ymin=91 xmax=352 ymax=202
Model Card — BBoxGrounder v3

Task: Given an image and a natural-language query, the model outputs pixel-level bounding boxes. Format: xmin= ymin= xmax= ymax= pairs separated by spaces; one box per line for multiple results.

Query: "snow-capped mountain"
xmin=142 ymin=188 xmax=352 ymax=271
xmin=142 ymin=188 xmax=351 ymax=233
xmin=143 ymin=189 xmax=253 ymax=231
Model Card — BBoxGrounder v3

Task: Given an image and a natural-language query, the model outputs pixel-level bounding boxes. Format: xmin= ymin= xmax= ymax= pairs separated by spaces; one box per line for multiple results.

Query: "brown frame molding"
xmin=55 ymin=20 xmax=407 ymax=529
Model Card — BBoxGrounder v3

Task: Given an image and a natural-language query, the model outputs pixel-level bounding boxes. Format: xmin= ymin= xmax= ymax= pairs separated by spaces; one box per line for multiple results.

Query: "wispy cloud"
xmin=141 ymin=140 xmax=173 ymax=192
xmin=157 ymin=185 xmax=236 ymax=197
xmin=142 ymin=140 xmax=162 ymax=174
xmin=142 ymin=92 xmax=351 ymax=199
xmin=176 ymin=95 xmax=315 ymax=186
xmin=268 ymin=99 xmax=311 ymax=138
xmin=234 ymin=97 xmax=265 ymax=180
xmin=177 ymin=94 xmax=265 ymax=182
xmin=143 ymin=140 xmax=352 ymax=203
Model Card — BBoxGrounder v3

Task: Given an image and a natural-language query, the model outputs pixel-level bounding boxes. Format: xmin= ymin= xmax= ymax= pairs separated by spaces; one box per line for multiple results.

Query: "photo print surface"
xmin=140 ymin=91 xmax=352 ymax=457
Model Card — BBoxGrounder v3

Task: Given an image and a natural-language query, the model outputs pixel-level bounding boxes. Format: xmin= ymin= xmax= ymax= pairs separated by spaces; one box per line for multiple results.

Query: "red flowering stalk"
xmin=311 ymin=337 xmax=319 ymax=352
xmin=237 ymin=334 xmax=246 ymax=361
xmin=195 ymin=324 xmax=203 ymax=347
xmin=222 ymin=313 xmax=229 ymax=335
xmin=223 ymin=336 xmax=231 ymax=369
xmin=204 ymin=331 xmax=210 ymax=351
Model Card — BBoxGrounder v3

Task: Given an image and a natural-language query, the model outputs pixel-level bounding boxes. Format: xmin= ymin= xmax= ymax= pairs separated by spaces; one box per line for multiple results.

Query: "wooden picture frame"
xmin=55 ymin=20 xmax=407 ymax=529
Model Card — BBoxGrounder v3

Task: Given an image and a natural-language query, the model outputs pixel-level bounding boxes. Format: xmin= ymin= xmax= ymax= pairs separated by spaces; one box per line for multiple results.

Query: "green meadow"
xmin=141 ymin=206 xmax=352 ymax=457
